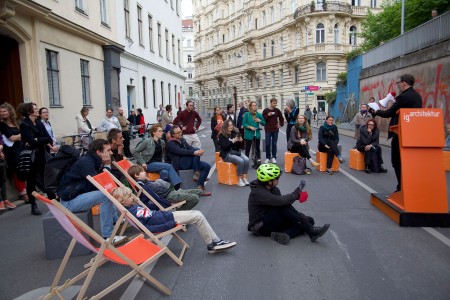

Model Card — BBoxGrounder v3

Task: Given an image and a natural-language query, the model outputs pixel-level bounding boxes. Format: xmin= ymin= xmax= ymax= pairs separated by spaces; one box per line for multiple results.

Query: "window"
xmin=316 ymin=0 xmax=323 ymax=10
xmin=305 ymin=30 xmax=308 ymax=46
xmin=352 ymin=0 xmax=361 ymax=6
xmin=161 ymin=81 xmax=164 ymax=105
xmin=280 ymin=37 xmax=284 ymax=54
xmin=270 ymin=7 xmax=274 ymax=23
xmin=152 ymin=79 xmax=156 ymax=107
xmin=263 ymin=43 xmax=267 ymax=59
xmin=294 ymin=65 xmax=299 ymax=84
xmin=137 ymin=6 xmax=143 ymax=45
xmin=271 ymin=40 xmax=275 ymax=56
xmin=176 ymin=0 xmax=179 ymax=15
xmin=295 ymin=31 xmax=300 ymax=47
xmin=255 ymin=18 xmax=258 ymax=30
xmin=46 ymin=50 xmax=61 ymax=106
xmin=291 ymin=0 xmax=295 ymax=13
xmin=271 ymin=71 xmax=275 ymax=86
xmin=80 ymin=59 xmax=91 ymax=106
xmin=279 ymin=69 xmax=284 ymax=86
xmin=157 ymin=23 xmax=162 ymax=55
xmin=165 ymin=29 xmax=169 ymax=60
xmin=279 ymin=2 xmax=284 ymax=19
xmin=178 ymin=39 xmax=181 ymax=66
xmin=188 ymin=54 xmax=192 ymax=62
xmin=316 ymin=62 xmax=326 ymax=81
xmin=371 ymin=0 xmax=376 ymax=8
xmin=170 ymin=0 xmax=173 ymax=9
xmin=124 ymin=0 xmax=130 ymax=38
xmin=262 ymin=11 xmax=266 ymax=27
xmin=148 ymin=15 xmax=153 ymax=51
xmin=75 ymin=0 xmax=86 ymax=14
xmin=174 ymin=85 xmax=177 ymax=103
xmin=349 ymin=26 xmax=357 ymax=45
xmin=168 ymin=83 xmax=171 ymax=105
xmin=263 ymin=73 xmax=268 ymax=87
xmin=188 ymin=72 xmax=193 ymax=79
xmin=100 ymin=0 xmax=108 ymax=25
xmin=316 ymin=23 xmax=325 ymax=44
xmin=189 ymin=87 xmax=193 ymax=96
xmin=172 ymin=34 xmax=176 ymax=64
xmin=143 ymin=77 xmax=147 ymax=108
xmin=187 ymin=39 xmax=192 ymax=47
xmin=334 ymin=24 xmax=339 ymax=43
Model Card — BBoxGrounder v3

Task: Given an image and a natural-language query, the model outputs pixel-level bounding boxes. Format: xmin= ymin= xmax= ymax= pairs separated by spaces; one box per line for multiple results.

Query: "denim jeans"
xmin=60 ymin=191 xmax=117 ymax=238
xmin=146 ymin=162 xmax=182 ymax=186
xmin=223 ymin=153 xmax=250 ymax=176
xmin=178 ymin=155 xmax=211 ymax=187
xmin=265 ymin=131 xmax=279 ymax=160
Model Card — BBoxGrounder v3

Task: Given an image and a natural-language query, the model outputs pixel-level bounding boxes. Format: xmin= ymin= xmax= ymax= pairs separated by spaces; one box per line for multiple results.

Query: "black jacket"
xmin=318 ymin=124 xmax=339 ymax=147
xmin=218 ymin=131 xmax=242 ymax=159
xmin=356 ymin=125 xmax=380 ymax=148
xmin=166 ymin=138 xmax=196 ymax=171
xmin=375 ymin=87 xmax=422 ymax=138
xmin=248 ymin=180 xmax=300 ymax=230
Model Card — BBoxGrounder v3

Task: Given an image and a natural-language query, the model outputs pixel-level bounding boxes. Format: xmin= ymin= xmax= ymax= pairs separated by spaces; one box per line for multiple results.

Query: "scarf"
xmin=323 ymin=123 xmax=334 ymax=130
xmin=297 ymin=125 xmax=306 ymax=132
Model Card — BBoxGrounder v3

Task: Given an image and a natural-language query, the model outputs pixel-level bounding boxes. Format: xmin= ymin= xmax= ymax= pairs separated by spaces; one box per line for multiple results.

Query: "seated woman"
xmin=218 ymin=119 xmax=250 ymax=187
xmin=133 ymin=124 xmax=182 ymax=189
xmin=287 ymin=115 xmax=320 ymax=170
xmin=318 ymin=115 xmax=345 ymax=175
xmin=356 ymin=119 xmax=387 ymax=173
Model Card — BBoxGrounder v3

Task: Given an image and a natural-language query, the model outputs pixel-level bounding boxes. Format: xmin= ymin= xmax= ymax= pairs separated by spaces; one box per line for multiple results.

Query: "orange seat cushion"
xmin=349 ymin=149 xmax=365 ymax=171
xmin=316 ymin=152 xmax=340 ymax=172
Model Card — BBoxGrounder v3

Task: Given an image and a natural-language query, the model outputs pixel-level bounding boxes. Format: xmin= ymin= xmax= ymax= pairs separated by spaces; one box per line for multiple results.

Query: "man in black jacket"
xmin=248 ymin=164 xmax=329 ymax=245
xmin=371 ymin=74 xmax=422 ymax=192
xmin=58 ymin=139 xmax=125 ymax=243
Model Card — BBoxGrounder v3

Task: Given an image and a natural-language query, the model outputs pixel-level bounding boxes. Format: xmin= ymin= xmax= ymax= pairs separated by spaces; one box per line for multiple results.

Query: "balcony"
xmin=242 ymin=30 xmax=257 ymax=44
xmin=294 ymin=1 xmax=352 ymax=19
xmin=214 ymin=70 xmax=225 ymax=84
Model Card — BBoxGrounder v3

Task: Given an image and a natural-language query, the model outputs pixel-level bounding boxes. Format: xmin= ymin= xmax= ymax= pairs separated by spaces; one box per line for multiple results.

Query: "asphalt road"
xmin=1 ymin=122 xmax=449 ymax=300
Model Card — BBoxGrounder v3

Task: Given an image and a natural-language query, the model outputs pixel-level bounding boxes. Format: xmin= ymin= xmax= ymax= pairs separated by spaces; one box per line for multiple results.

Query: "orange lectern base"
xmin=370 ymin=193 xmax=450 ymax=227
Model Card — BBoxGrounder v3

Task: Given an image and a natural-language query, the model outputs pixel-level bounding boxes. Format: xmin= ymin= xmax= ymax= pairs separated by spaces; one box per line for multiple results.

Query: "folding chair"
xmin=32 ymin=192 xmax=172 ymax=299
xmin=87 ymin=170 xmax=189 ymax=266
xmin=113 ymin=158 xmax=186 ymax=211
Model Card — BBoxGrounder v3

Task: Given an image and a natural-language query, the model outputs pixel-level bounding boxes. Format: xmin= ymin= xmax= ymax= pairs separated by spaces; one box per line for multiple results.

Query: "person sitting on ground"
xmin=58 ymin=139 xmax=126 ymax=244
xmin=111 ymin=186 xmax=237 ymax=253
xmin=127 ymin=164 xmax=202 ymax=210
xmin=166 ymin=125 xmax=212 ymax=196
xmin=248 ymin=164 xmax=330 ymax=245
xmin=133 ymin=124 xmax=183 ymax=189
xmin=318 ymin=115 xmax=345 ymax=175
xmin=288 ymin=114 xmax=320 ymax=171
xmin=218 ymin=119 xmax=250 ymax=187
xmin=98 ymin=108 xmax=120 ymax=132
xmin=356 ymin=119 xmax=388 ymax=174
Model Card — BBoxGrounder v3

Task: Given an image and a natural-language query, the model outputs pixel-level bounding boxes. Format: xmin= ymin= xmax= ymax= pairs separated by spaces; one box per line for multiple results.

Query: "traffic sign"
xmin=305 ymin=86 xmax=310 ymax=91
xmin=308 ymin=86 xmax=321 ymax=91
xmin=307 ymin=92 xmax=315 ymax=96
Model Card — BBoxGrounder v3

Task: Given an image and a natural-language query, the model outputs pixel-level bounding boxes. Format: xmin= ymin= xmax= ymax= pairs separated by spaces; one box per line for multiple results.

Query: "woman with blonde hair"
xmin=242 ymin=100 xmax=266 ymax=168
xmin=288 ymin=115 xmax=320 ymax=169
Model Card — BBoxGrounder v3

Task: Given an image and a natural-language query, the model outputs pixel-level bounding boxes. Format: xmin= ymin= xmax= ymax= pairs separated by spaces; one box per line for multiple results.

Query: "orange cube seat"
xmin=316 ymin=151 xmax=340 ymax=172
xmin=444 ymin=151 xmax=450 ymax=171
xmin=349 ymin=149 xmax=365 ymax=171
xmin=146 ymin=172 xmax=161 ymax=181
xmin=217 ymin=160 xmax=238 ymax=185
xmin=284 ymin=151 xmax=300 ymax=173
xmin=215 ymin=152 xmax=222 ymax=163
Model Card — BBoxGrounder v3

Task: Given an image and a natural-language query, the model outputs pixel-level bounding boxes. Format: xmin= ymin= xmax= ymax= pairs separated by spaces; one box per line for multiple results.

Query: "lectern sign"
xmin=399 ymin=108 xmax=444 ymax=148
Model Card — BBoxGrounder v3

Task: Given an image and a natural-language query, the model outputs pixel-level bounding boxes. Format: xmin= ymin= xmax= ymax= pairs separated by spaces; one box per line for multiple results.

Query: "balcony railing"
xmin=294 ymin=1 xmax=352 ymax=19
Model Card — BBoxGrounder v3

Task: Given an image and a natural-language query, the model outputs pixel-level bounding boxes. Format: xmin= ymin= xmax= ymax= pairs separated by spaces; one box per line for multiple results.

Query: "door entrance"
xmin=0 ymin=36 xmax=23 ymax=109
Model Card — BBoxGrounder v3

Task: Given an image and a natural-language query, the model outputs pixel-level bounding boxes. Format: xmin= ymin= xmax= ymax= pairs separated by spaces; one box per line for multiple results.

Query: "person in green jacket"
xmin=242 ymin=100 xmax=266 ymax=168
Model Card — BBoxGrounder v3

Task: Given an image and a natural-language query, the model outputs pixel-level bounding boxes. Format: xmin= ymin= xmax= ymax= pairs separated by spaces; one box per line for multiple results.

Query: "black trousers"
xmin=391 ymin=135 xmax=401 ymax=191
xmin=318 ymin=141 xmax=340 ymax=169
xmin=290 ymin=143 xmax=311 ymax=160
xmin=356 ymin=145 xmax=383 ymax=171
xmin=258 ymin=206 xmax=314 ymax=238
xmin=286 ymin=124 xmax=294 ymax=143
xmin=122 ymin=130 xmax=132 ymax=157
xmin=245 ymin=137 xmax=261 ymax=161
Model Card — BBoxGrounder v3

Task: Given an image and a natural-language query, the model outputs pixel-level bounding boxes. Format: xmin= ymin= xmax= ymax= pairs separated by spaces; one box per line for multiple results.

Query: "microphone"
xmin=379 ymin=91 xmax=397 ymax=108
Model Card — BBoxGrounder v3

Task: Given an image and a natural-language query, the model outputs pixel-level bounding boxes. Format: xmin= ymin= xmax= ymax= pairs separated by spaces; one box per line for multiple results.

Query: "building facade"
xmin=193 ymin=0 xmax=381 ymax=113
xmin=182 ymin=18 xmax=197 ymax=110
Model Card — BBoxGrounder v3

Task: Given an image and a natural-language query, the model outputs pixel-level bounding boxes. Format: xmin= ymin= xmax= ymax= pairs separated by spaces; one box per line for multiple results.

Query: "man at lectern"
xmin=370 ymin=74 xmax=422 ymax=192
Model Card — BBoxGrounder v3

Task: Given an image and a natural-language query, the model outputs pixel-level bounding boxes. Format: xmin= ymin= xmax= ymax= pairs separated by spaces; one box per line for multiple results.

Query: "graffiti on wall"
xmin=360 ymin=58 xmax=450 ymax=134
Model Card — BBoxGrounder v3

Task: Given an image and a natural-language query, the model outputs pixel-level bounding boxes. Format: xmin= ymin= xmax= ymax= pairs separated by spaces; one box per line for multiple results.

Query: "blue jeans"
xmin=178 ymin=155 xmax=211 ymax=187
xmin=60 ymin=191 xmax=117 ymax=238
xmin=265 ymin=131 xmax=279 ymax=159
xmin=146 ymin=162 xmax=182 ymax=186
xmin=223 ymin=153 xmax=250 ymax=176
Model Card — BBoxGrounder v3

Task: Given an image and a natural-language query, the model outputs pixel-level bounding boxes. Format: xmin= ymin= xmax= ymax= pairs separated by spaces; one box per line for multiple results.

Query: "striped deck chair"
xmin=113 ymin=158 xmax=186 ymax=211
xmin=87 ymin=170 xmax=189 ymax=266
xmin=32 ymin=192 xmax=172 ymax=299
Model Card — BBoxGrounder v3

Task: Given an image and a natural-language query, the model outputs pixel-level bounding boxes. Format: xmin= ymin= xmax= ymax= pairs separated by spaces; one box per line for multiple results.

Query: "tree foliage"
xmin=360 ymin=0 xmax=450 ymax=51
xmin=324 ymin=91 xmax=337 ymax=105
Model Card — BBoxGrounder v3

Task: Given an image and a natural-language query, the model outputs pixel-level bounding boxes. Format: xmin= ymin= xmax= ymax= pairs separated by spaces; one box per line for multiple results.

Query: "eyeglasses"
xmin=396 ymin=81 xmax=403 ymax=85
xmin=173 ymin=131 xmax=182 ymax=134
xmin=367 ymin=123 xmax=375 ymax=126
xmin=156 ymin=129 xmax=163 ymax=132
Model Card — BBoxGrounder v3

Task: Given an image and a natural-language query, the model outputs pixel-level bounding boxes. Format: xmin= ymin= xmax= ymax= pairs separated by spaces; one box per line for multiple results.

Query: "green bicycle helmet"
xmin=257 ymin=164 xmax=281 ymax=182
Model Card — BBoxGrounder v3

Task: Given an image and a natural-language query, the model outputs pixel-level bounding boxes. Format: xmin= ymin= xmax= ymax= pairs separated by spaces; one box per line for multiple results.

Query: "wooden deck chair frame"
xmin=87 ymin=170 xmax=189 ymax=266
xmin=112 ymin=158 xmax=186 ymax=211
xmin=32 ymin=192 xmax=172 ymax=299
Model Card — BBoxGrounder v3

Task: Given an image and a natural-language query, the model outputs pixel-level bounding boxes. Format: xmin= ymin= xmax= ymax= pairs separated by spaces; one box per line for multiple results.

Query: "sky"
xmin=181 ymin=0 xmax=193 ymax=18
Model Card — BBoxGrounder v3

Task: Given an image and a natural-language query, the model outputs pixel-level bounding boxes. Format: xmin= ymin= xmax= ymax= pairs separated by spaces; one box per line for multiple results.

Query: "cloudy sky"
xmin=182 ymin=0 xmax=193 ymax=18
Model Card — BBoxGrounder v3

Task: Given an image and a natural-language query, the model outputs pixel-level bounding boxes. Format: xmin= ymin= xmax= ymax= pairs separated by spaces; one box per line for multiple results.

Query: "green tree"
xmin=360 ymin=0 xmax=450 ymax=51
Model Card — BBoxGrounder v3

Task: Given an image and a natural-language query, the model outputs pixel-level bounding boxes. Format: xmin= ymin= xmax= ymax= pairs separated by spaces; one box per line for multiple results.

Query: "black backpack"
xmin=43 ymin=145 xmax=81 ymax=194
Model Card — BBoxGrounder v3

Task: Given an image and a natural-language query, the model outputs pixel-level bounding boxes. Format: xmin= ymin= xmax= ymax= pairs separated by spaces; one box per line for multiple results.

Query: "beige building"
xmin=182 ymin=18 xmax=197 ymax=109
xmin=193 ymin=0 xmax=380 ymax=113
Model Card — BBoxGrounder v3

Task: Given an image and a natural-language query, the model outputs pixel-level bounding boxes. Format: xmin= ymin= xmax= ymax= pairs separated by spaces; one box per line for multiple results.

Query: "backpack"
xmin=291 ymin=156 xmax=307 ymax=175
xmin=43 ymin=145 xmax=81 ymax=194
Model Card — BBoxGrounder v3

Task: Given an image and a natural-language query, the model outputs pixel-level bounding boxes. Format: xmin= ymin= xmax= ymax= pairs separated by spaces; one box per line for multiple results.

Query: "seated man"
xmin=58 ymin=139 xmax=126 ymax=244
xmin=248 ymin=164 xmax=330 ymax=245
xmin=166 ymin=125 xmax=212 ymax=196
xmin=128 ymin=164 xmax=202 ymax=210
xmin=111 ymin=186 xmax=236 ymax=253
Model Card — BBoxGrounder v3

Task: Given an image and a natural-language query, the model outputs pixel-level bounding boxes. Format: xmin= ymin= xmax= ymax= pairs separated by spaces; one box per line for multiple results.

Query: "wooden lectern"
xmin=370 ymin=108 xmax=450 ymax=227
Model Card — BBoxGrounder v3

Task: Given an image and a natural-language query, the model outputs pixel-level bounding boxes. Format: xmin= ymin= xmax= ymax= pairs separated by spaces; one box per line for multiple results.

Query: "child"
xmin=111 ymin=186 xmax=236 ymax=253
xmin=128 ymin=165 xmax=203 ymax=210
xmin=0 ymin=144 xmax=15 ymax=211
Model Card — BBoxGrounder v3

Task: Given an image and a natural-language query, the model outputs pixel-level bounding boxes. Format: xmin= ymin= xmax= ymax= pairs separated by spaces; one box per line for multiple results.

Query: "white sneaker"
xmin=243 ymin=178 xmax=250 ymax=186
xmin=106 ymin=235 xmax=128 ymax=246
xmin=271 ymin=158 xmax=277 ymax=164
xmin=237 ymin=178 xmax=246 ymax=187
xmin=264 ymin=158 xmax=270 ymax=164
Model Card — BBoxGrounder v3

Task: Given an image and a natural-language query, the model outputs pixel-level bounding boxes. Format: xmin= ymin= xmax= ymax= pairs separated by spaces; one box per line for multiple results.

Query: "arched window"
xmin=349 ymin=26 xmax=357 ymax=45
xmin=334 ymin=24 xmax=339 ymax=43
xmin=316 ymin=23 xmax=325 ymax=44
xmin=316 ymin=62 xmax=326 ymax=81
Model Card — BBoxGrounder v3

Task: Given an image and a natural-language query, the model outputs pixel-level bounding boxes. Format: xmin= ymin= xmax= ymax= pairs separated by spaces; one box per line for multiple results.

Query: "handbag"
xmin=214 ymin=122 xmax=223 ymax=132
xmin=291 ymin=156 xmax=307 ymax=175
xmin=17 ymin=149 xmax=36 ymax=180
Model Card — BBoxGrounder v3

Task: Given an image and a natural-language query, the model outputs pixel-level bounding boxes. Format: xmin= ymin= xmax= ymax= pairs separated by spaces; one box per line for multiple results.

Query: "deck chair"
xmin=112 ymin=158 xmax=186 ymax=211
xmin=87 ymin=170 xmax=189 ymax=266
xmin=32 ymin=192 xmax=172 ymax=299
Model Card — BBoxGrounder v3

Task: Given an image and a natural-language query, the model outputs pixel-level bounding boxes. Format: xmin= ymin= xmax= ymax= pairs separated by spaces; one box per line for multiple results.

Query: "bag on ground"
xmin=291 ymin=156 xmax=307 ymax=175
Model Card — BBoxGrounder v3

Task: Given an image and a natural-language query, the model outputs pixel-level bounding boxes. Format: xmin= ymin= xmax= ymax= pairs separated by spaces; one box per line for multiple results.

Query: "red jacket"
xmin=262 ymin=108 xmax=284 ymax=132
xmin=173 ymin=109 xmax=202 ymax=134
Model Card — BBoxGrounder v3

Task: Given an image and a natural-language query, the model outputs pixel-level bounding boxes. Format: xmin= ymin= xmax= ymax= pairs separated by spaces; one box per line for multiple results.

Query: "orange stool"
xmin=349 ymin=149 xmax=365 ymax=171
xmin=284 ymin=151 xmax=300 ymax=173
xmin=217 ymin=160 xmax=239 ymax=185
xmin=146 ymin=173 xmax=161 ymax=181
xmin=215 ymin=152 xmax=222 ymax=163
xmin=444 ymin=151 xmax=450 ymax=171
xmin=316 ymin=151 xmax=340 ymax=172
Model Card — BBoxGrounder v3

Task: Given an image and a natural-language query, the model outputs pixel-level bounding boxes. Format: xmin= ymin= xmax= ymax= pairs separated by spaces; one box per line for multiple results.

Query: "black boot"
xmin=365 ymin=165 xmax=371 ymax=174
xmin=307 ymin=224 xmax=330 ymax=242
xmin=31 ymin=203 xmax=42 ymax=215
xmin=270 ymin=232 xmax=290 ymax=245
xmin=378 ymin=166 xmax=388 ymax=173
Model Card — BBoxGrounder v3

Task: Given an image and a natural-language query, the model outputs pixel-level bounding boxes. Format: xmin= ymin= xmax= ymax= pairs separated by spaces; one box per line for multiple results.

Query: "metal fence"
xmin=362 ymin=11 xmax=450 ymax=69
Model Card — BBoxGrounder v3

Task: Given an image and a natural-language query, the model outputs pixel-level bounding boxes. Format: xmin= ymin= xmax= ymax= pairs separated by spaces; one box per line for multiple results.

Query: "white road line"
xmin=422 ymin=227 xmax=450 ymax=247
xmin=330 ymin=230 xmax=352 ymax=264
xmin=279 ymin=129 xmax=286 ymax=135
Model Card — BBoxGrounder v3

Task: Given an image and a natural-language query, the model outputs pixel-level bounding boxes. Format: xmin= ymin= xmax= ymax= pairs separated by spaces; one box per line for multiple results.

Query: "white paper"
xmin=368 ymin=102 xmax=380 ymax=111
xmin=2 ymin=135 xmax=13 ymax=147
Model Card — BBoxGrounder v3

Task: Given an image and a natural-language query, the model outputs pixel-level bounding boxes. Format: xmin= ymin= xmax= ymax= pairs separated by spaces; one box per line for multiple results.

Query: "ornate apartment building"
xmin=182 ymin=19 xmax=196 ymax=108
xmin=193 ymin=0 xmax=380 ymax=113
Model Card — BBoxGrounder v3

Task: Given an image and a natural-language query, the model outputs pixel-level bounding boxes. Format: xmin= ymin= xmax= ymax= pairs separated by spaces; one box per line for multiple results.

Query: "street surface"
xmin=1 ymin=120 xmax=449 ymax=300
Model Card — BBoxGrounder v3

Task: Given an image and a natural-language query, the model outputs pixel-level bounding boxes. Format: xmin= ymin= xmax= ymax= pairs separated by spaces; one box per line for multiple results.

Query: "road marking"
xmin=330 ymin=230 xmax=352 ymax=264
xmin=422 ymin=227 xmax=450 ymax=247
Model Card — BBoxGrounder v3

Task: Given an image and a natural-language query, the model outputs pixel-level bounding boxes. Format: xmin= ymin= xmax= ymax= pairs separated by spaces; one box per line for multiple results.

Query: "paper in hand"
xmin=368 ymin=102 xmax=380 ymax=111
